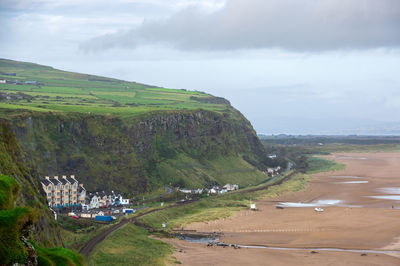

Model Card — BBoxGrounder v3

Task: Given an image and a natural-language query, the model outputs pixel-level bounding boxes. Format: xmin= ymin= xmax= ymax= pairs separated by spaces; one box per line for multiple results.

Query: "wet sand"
xmin=165 ymin=153 xmax=400 ymax=265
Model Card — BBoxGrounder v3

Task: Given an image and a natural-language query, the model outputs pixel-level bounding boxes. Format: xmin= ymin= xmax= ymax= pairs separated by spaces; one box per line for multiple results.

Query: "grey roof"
xmin=66 ymin=176 xmax=77 ymax=184
xmin=49 ymin=178 xmax=60 ymax=185
xmin=59 ymin=178 xmax=69 ymax=185
xmin=41 ymin=179 xmax=51 ymax=186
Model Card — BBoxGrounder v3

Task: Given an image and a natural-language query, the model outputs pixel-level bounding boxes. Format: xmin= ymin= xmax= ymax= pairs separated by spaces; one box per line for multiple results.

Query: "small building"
xmin=25 ymin=80 xmax=38 ymax=85
xmin=179 ymin=189 xmax=192 ymax=194
xmin=223 ymin=184 xmax=239 ymax=191
xmin=88 ymin=194 xmax=100 ymax=209
xmin=0 ymin=79 xmax=6 ymax=84
xmin=80 ymin=213 xmax=92 ymax=218
xmin=268 ymin=154 xmax=277 ymax=159
xmin=120 ymin=198 xmax=129 ymax=205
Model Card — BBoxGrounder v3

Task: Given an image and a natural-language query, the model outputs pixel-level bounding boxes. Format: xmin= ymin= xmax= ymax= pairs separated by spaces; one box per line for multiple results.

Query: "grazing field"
xmin=0 ymin=59 xmax=228 ymax=116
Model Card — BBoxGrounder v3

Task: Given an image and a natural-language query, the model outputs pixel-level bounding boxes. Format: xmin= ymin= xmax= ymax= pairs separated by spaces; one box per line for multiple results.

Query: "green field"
xmin=87 ymin=224 xmax=175 ymax=266
xmin=0 ymin=59 xmax=229 ymax=117
xmin=306 ymin=156 xmax=346 ymax=174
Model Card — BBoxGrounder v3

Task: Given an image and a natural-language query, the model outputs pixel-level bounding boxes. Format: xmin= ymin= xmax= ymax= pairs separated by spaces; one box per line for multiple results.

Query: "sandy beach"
xmin=164 ymin=153 xmax=400 ymax=265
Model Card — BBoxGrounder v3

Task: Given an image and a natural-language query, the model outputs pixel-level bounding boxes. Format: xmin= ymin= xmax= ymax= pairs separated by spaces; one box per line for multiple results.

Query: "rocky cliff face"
xmin=2 ymin=108 xmax=266 ymax=194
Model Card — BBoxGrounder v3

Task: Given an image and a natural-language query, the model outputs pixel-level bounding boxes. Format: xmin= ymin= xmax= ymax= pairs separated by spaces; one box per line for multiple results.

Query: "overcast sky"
xmin=1 ymin=0 xmax=400 ymax=134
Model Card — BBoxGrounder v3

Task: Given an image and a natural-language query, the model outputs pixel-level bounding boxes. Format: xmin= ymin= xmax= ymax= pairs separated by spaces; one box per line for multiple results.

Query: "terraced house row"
xmin=40 ymin=175 xmax=86 ymax=207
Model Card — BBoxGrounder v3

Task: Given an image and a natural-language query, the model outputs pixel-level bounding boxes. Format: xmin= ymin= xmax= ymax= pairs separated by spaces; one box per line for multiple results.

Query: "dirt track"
xmin=167 ymin=153 xmax=400 ymax=265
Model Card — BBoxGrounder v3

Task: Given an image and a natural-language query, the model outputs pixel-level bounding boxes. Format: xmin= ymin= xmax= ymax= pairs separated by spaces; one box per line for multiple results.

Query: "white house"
xmin=0 ymin=79 xmax=6 ymax=84
xmin=223 ymin=184 xmax=239 ymax=191
xmin=209 ymin=188 xmax=218 ymax=194
xmin=89 ymin=194 xmax=100 ymax=209
xmin=120 ymin=198 xmax=129 ymax=205
xmin=179 ymin=189 xmax=192 ymax=194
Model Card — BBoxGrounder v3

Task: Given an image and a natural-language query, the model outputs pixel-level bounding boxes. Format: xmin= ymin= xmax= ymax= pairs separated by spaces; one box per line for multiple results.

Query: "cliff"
xmin=2 ymin=107 xmax=267 ymax=194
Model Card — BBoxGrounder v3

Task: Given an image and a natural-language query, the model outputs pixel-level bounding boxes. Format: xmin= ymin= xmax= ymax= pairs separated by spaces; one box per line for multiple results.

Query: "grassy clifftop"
xmin=0 ymin=58 xmax=228 ymax=116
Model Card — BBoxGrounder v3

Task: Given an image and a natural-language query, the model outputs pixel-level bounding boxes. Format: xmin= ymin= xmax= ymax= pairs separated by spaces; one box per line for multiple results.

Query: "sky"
xmin=1 ymin=0 xmax=400 ymax=135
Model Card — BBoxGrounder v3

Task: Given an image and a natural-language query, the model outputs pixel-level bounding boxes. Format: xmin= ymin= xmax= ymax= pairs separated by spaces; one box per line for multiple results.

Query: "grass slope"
xmin=87 ymin=223 xmax=174 ymax=266
xmin=0 ymin=58 xmax=227 ymax=116
xmin=306 ymin=156 xmax=346 ymax=174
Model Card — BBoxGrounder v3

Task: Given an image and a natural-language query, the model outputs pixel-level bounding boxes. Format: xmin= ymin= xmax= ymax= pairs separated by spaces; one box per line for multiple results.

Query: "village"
xmin=40 ymin=175 xmax=133 ymax=222
xmin=40 ymin=174 xmax=283 ymax=222
xmin=38 ymin=152 xmax=286 ymax=223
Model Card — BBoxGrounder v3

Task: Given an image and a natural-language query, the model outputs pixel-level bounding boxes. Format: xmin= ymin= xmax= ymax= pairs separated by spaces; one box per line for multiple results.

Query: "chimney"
xmin=62 ymin=175 xmax=66 ymax=179
xmin=70 ymin=175 xmax=75 ymax=179
xmin=45 ymin=176 xmax=50 ymax=180
xmin=54 ymin=176 xmax=58 ymax=180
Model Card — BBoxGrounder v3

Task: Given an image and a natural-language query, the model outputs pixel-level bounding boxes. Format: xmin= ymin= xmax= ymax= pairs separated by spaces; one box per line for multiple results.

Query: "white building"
xmin=89 ymin=194 xmax=100 ymax=209
xmin=223 ymin=184 xmax=239 ymax=191
xmin=120 ymin=198 xmax=129 ymax=205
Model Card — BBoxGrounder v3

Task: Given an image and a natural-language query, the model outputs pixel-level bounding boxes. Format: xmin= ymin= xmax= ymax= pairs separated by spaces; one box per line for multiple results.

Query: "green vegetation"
xmin=0 ymin=58 xmax=227 ymax=116
xmin=34 ymin=243 xmax=83 ymax=266
xmin=0 ymin=175 xmax=33 ymax=265
xmin=310 ymin=143 xmax=400 ymax=153
xmin=0 ymin=174 xmax=83 ymax=266
xmin=59 ymin=216 xmax=124 ymax=252
xmin=87 ymin=224 xmax=174 ymax=266
xmin=306 ymin=157 xmax=346 ymax=174
xmin=155 ymin=154 xmax=267 ymax=188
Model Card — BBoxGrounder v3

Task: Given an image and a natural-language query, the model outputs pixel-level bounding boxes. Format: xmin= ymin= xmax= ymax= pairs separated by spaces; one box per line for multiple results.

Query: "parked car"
xmin=114 ymin=210 xmax=120 ymax=213
xmin=71 ymin=215 xmax=80 ymax=219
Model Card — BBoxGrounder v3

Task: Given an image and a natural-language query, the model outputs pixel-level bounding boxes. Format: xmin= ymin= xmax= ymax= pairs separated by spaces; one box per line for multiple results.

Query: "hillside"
xmin=0 ymin=58 xmax=268 ymax=194
xmin=0 ymin=58 xmax=228 ymax=115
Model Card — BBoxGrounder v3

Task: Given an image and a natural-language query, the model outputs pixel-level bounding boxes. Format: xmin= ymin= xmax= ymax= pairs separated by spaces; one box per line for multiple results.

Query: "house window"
xmin=74 ymin=191 xmax=77 ymax=194
xmin=65 ymin=185 xmax=69 ymax=190
xmin=57 ymin=184 xmax=60 ymax=190
xmin=48 ymin=192 xmax=52 ymax=196
xmin=73 ymin=197 xmax=76 ymax=200
xmin=48 ymin=185 xmax=51 ymax=190
xmin=65 ymin=192 xmax=69 ymax=195
xmin=57 ymin=192 xmax=60 ymax=196
xmin=74 ymin=183 xmax=77 ymax=187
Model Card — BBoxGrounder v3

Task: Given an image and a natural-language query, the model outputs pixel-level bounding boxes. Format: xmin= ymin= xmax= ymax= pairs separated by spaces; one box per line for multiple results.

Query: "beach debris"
xmin=314 ymin=207 xmax=324 ymax=212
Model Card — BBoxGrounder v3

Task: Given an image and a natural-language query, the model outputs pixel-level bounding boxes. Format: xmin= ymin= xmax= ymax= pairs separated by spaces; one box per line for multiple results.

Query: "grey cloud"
xmin=81 ymin=0 xmax=400 ymax=52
